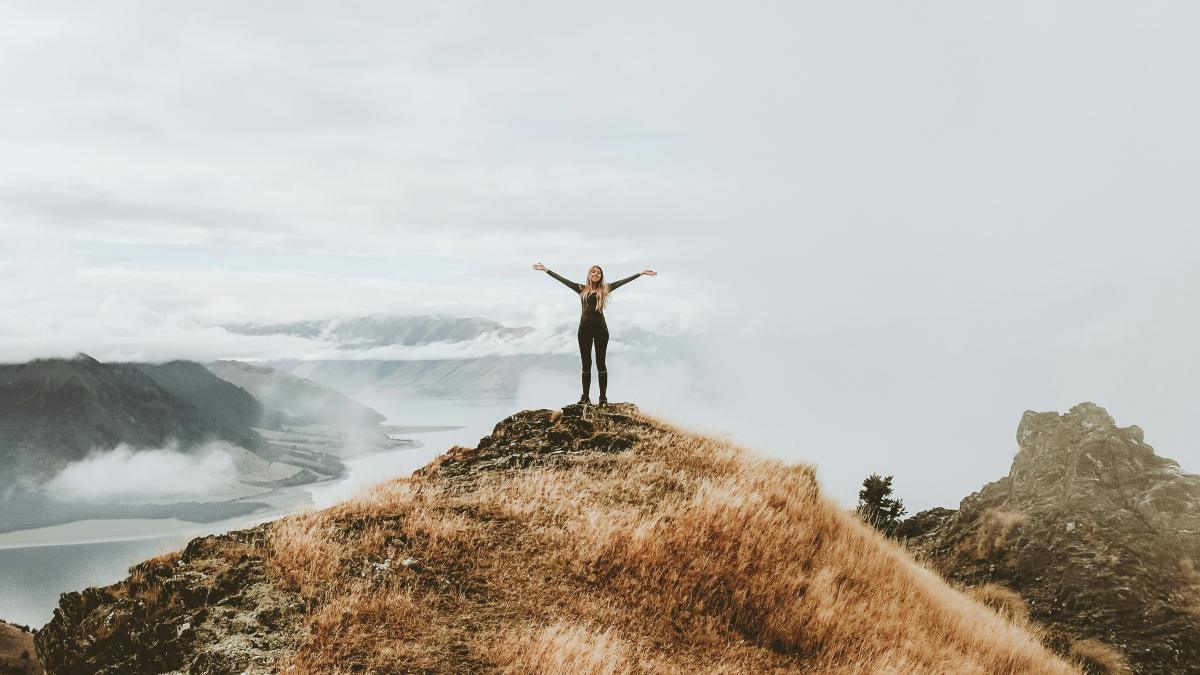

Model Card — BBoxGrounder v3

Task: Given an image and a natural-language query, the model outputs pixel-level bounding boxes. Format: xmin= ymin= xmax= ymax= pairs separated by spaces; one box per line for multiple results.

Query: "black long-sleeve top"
xmin=545 ymin=269 xmax=640 ymax=318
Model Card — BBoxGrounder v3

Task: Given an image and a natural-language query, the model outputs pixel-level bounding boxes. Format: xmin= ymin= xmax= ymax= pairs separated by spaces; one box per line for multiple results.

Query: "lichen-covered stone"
xmin=416 ymin=403 xmax=648 ymax=480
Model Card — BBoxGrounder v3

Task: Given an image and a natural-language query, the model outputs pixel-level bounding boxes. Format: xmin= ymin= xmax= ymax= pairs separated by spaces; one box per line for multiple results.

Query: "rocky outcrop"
xmin=35 ymin=529 xmax=302 ymax=675
xmin=417 ymin=402 xmax=650 ymax=479
xmin=908 ymin=402 xmax=1200 ymax=674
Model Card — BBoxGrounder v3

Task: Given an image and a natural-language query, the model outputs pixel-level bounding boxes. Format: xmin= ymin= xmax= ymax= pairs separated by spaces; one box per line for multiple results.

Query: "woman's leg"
xmin=577 ymin=325 xmax=593 ymax=402
xmin=595 ymin=324 xmax=609 ymax=403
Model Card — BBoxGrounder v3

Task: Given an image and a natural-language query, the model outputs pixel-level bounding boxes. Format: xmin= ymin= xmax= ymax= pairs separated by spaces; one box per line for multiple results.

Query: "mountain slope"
xmin=0 ymin=355 xmax=255 ymax=491
xmin=226 ymin=314 xmax=532 ymax=349
xmin=0 ymin=620 xmax=41 ymax=675
xmin=907 ymin=403 xmax=1200 ymax=674
xmin=37 ymin=405 xmax=1078 ymax=674
xmin=129 ymin=360 xmax=264 ymax=445
xmin=205 ymin=360 xmax=385 ymax=428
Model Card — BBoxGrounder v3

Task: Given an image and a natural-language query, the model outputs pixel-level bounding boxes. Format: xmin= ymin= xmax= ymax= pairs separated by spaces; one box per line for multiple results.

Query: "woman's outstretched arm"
xmin=532 ymin=262 xmax=582 ymax=292
xmin=608 ymin=268 xmax=656 ymax=291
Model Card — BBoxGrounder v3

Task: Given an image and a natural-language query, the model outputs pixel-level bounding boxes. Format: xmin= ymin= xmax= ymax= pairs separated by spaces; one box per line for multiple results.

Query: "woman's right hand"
xmin=532 ymin=262 xmax=547 ymax=272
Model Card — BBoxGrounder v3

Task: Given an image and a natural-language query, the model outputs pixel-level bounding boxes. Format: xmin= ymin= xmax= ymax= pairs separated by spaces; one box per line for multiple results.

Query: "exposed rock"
xmin=35 ymin=529 xmax=302 ymax=675
xmin=908 ymin=402 xmax=1200 ymax=674
xmin=896 ymin=506 xmax=955 ymax=539
xmin=416 ymin=402 xmax=651 ymax=479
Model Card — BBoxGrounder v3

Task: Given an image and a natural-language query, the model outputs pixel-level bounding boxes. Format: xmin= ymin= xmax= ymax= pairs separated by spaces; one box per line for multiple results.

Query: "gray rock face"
xmin=909 ymin=402 xmax=1200 ymax=674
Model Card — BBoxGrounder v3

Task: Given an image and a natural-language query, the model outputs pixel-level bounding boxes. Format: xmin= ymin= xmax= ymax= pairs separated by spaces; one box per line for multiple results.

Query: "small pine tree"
xmin=856 ymin=473 xmax=907 ymax=537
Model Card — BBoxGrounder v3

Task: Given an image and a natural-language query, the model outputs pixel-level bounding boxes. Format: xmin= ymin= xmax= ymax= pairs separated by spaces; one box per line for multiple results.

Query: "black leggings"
xmin=578 ymin=319 xmax=609 ymax=373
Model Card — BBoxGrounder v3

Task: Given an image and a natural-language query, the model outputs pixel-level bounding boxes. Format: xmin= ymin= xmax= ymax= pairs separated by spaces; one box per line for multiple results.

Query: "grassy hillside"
xmin=0 ymin=621 xmax=41 ymax=675
xmin=39 ymin=404 xmax=1081 ymax=674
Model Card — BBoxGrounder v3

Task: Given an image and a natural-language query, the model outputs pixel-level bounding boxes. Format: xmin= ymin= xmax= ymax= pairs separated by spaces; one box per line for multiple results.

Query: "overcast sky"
xmin=3 ymin=1 xmax=1199 ymax=509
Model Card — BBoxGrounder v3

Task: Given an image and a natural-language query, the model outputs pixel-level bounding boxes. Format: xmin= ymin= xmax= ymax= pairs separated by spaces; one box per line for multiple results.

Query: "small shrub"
xmin=855 ymin=473 xmax=906 ymax=536
xmin=971 ymin=508 xmax=1025 ymax=559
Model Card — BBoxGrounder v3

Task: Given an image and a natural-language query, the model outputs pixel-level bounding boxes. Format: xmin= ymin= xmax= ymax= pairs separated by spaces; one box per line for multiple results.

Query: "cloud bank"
xmin=44 ymin=443 xmax=241 ymax=503
xmin=2 ymin=2 xmax=1199 ymax=511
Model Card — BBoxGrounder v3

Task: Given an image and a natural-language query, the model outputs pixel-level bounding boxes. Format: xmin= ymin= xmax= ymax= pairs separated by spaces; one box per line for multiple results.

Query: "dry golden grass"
xmin=257 ymin=408 xmax=1077 ymax=674
xmin=964 ymin=584 xmax=1030 ymax=625
xmin=123 ymin=550 xmax=183 ymax=606
xmin=971 ymin=508 xmax=1026 ymax=559
xmin=1067 ymin=638 xmax=1132 ymax=675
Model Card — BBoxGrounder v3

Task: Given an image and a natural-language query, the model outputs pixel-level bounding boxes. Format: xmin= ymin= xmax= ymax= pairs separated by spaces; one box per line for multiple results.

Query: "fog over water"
xmin=0 ymin=397 xmax=517 ymax=627
xmin=2 ymin=2 xmax=1199 ymax=514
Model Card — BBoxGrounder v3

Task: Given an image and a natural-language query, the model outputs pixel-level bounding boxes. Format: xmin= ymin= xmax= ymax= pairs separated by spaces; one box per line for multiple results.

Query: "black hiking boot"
xmin=580 ymin=370 xmax=592 ymax=406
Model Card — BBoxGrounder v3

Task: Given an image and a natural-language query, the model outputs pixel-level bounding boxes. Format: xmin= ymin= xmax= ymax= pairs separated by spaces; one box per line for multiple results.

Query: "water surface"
xmin=0 ymin=397 xmax=519 ymax=627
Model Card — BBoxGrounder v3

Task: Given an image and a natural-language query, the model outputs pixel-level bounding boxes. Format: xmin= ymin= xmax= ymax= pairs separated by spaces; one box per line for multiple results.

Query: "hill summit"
xmin=37 ymin=404 xmax=1076 ymax=674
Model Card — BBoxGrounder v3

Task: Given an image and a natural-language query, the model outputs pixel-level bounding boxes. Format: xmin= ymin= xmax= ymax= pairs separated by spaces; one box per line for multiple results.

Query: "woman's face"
xmin=589 ymin=267 xmax=602 ymax=283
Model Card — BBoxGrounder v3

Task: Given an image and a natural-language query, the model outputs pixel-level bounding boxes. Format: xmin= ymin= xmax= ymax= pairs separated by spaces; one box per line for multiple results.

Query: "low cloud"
xmin=44 ymin=442 xmax=241 ymax=503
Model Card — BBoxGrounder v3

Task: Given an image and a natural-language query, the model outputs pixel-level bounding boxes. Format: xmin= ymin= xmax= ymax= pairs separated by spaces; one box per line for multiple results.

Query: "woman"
xmin=533 ymin=262 xmax=657 ymax=406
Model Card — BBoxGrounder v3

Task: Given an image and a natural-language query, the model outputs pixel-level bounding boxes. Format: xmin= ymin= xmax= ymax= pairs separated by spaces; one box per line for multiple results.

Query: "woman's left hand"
xmin=641 ymin=269 xmax=657 ymax=276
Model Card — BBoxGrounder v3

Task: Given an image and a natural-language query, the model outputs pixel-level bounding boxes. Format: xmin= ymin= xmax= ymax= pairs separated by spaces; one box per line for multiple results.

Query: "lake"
xmin=0 ymin=397 xmax=520 ymax=628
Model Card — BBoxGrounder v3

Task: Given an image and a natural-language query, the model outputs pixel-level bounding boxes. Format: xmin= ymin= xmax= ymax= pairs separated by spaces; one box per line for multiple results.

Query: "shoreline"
xmin=0 ymin=513 xmax=283 ymax=551
xmin=0 ymin=433 xmax=446 ymax=551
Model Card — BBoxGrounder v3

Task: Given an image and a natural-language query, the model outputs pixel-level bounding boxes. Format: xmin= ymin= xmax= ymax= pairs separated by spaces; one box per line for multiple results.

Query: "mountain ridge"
xmin=204 ymin=360 xmax=385 ymax=428
xmin=0 ymin=355 xmax=258 ymax=493
xmin=35 ymin=403 xmax=1078 ymax=674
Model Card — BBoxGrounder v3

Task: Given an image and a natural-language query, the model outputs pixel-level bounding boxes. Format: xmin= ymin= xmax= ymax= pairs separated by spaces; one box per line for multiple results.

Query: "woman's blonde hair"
xmin=582 ymin=265 xmax=611 ymax=311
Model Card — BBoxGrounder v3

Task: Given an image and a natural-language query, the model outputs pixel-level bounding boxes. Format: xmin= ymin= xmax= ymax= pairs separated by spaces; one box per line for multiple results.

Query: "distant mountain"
xmin=0 ymin=355 xmax=349 ymax=501
xmin=906 ymin=403 xmax=1200 ymax=673
xmin=205 ymin=361 xmax=385 ymax=428
xmin=225 ymin=314 xmax=533 ymax=349
xmin=273 ymin=353 xmax=578 ymax=400
xmin=230 ymin=313 xmax=694 ymax=400
xmin=128 ymin=360 xmax=264 ymax=445
xmin=0 ymin=355 xmax=257 ymax=492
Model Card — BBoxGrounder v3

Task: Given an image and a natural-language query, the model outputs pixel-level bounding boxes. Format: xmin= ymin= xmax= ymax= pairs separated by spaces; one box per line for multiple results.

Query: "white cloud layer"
xmin=3 ymin=2 xmax=1200 ymax=509
xmin=44 ymin=443 xmax=241 ymax=503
